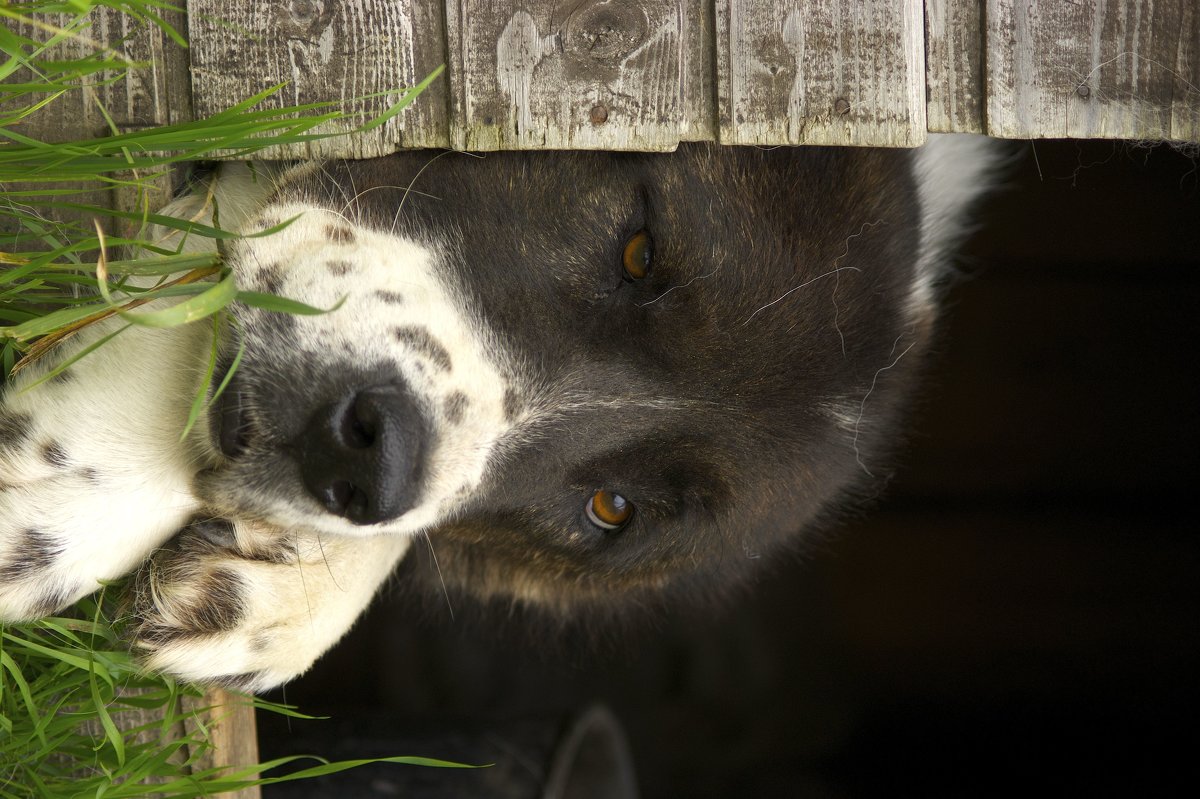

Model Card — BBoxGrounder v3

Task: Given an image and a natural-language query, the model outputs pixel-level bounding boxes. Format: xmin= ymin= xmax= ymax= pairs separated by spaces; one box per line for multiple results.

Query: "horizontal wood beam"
xmin=9 ymin=2 xmax=1199 ymax=152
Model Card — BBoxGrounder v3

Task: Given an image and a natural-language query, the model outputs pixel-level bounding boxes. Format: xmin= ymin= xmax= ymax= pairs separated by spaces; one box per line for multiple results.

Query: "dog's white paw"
xmin=0 ymin=323 xmax=210 ymax=620
xmin=129 ymin=519 xmax=410 ymax=691
xmin=0 ymin=471 xmax=197 ymax=619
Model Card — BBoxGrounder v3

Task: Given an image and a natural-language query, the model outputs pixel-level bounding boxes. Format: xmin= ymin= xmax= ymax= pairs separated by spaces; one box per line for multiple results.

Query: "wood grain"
xmin=188 ymin=0 xmax=449 ymax=157
xmin=924 ymin=0 xmax=985 ymax=133
xmin=715 ymin=0 xmax=927 ymax=146
xmin=986 ymin=0 xmax=1200 ymax=142
xmin=183 ymin=689 xmax=262 ymax=799
xmin=10 ymin=5 xmax=191 ymax=143
xmin=447 ymin=0 xmax=703 ymax=151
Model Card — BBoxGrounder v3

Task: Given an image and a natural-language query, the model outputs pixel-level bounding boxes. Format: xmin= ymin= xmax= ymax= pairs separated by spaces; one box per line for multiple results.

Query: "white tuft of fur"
xmin=909 ymin=134 xmax=1005 ymax=315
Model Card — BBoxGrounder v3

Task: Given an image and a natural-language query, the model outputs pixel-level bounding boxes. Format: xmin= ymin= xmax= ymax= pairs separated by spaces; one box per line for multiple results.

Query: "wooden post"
xmin=184 ymin=689 xmax=263 ymax=799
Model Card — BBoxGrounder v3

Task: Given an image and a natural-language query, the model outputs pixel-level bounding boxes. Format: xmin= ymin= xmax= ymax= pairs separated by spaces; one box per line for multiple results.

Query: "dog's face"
xmin=199 ymin=145 xmax=935 ymax=609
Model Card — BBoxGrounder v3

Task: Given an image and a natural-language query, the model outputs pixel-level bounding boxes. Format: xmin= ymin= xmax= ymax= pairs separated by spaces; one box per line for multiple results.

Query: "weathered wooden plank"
xmin=64 ymin=687 xmax=259 ymax=799
xmin=924 ymin=0 xmax=985 ymax=133
xmin=188 ymin=0 xmax=449 ymax=158
xmin=681 ymin=0 xmax=718 ymax=141
xmin=447 ymin=0 xmax=702 ymax=151
xmin=987 ymin=0 xmax=1200 ymax=142
xmin=10 ymin=6 xmax=191 ymax=142
xmin=715 ymin=0 xmax=927 ymax=147
xmin=182 ymin=689 xmax=262 ymax=799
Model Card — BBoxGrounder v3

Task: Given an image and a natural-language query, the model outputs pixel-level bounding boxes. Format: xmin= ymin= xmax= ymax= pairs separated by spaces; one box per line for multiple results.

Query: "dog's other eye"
xmin=622 ymin=230 xmax=653 ymax=281
xmin=585 ymin=489 xmax=634 ymax=531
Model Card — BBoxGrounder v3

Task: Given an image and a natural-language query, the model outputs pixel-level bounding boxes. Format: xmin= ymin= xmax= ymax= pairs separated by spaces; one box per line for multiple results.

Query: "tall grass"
xmin=1 ymin=597 xmax=469 ymax=797
xmin=1 ymin=1 xmax=460 ymax=794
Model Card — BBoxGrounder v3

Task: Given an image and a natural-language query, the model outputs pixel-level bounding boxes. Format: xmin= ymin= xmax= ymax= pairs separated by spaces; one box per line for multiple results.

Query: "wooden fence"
xmin=15 ymin=0 xmax=1200 ymax=156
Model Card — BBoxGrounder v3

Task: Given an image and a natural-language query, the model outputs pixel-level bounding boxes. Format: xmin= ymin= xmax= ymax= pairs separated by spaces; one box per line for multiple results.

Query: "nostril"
xmin=322 ymin=479 xmax=354 ymax=514
xmin=333 ymin=395 xmax=377 ymax=449
xmin=319 ymin=479 xmax=371 ymax=519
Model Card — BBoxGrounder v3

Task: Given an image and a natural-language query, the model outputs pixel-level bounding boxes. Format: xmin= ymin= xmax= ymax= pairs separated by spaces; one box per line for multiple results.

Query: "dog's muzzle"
xmin=214 ymin=377 xmax=427 ymax=526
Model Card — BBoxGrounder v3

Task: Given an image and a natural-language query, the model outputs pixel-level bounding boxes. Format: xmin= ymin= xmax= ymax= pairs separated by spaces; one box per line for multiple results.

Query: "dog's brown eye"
xmin=585 ymin=489 xmax=633 ymax=530
xmin=622 ymin=230 xmax=653 ymax=281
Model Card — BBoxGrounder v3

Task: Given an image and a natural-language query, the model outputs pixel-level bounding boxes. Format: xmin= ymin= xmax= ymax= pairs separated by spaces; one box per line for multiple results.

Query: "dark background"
xmin=260 ymin=140 xmax=1199 ymax=797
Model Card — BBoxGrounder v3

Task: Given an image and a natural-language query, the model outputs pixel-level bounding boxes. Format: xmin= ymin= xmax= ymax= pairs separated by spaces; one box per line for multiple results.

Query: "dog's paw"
xmin=0 ymin=454 xmax=199 ymax=622
xmin=128 ymin=519 xmax=410 ymax=691
xmin=0 ymin=473 xmax=181 ymax=619
xmin=1 ymin=322 xmax=209 ymax=621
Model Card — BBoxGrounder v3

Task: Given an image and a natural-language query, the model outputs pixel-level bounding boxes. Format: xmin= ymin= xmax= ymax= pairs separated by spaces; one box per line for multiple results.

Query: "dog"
xmin=0 ymin=137 xmax=997 ymax=690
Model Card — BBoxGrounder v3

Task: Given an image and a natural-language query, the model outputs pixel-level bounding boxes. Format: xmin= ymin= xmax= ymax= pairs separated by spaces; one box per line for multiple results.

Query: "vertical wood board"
xmin=715 ymin=0 xmax=927 ymax=146
xmin=182 ymin=689 xmax=262 ymax=799
xmin=188 ymin=0 xmax=449 ymax=158
xmin=987 ymin=0 xmax=1200 ymax=142
xmin=447 ymin=0 xmax=701 ymax=151
xmin=924 ymin=0 xmax=986 ymax=133
xmin=8 ymin=6 xmax=191 ymax=142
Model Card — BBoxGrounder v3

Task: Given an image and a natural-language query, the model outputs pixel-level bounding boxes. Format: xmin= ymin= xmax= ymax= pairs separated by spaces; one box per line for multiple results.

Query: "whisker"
xmin=831 ymin=220 xmax=884 ymax=356
xmin=742 ymin=265 xmax=862 ymax=326
xmin=315 ymin=532 xmax=343 ymax=591
xmin=637 ymin=266 xmax=720 ymax=308
xmin=851 ymin=332 xmax=916 ymax=477
xmin=422 ymin=531 xmax=454 ymax=620
xmin=391 ymin=150 xmax=483 ymax=234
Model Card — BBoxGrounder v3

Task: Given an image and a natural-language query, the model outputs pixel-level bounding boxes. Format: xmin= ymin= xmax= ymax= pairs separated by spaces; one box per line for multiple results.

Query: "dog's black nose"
xmin=298 ymin=384 xmax=425 ymax=524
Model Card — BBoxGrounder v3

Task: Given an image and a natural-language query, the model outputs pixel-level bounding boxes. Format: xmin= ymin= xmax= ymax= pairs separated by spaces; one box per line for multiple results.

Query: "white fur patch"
xmin=214 ymin=201 xmax=517 ymax=539
xmin=909 ymin=134 xmax=1005 ymax=314
xmin=0 ymin=323 xmax=210 ymax=618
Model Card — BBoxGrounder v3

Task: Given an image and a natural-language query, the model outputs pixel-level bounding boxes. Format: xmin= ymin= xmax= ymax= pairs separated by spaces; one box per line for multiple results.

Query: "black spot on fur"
xmin=32 ymin=584 xmax=76 ymax=617
xmin=138 ymin=566 xmax=247 ymax=644
xmin=258 ymin=305 xmax=297 ymax=337
xmin=325 ymin=224 xmax=355 ymax=244
xmin=444 ymin=391 xmax=469 ymax=425
xmin=182 ymin=517 xmax=238 ymax=549
xmin=0 ymin=528 xmax=64 ymax=583
xmin=393 ymin=326 xmax=452 ymax=373
xmin=374 ymin=290 xmax=405 ymax=305
xmin=259 ymin=262 xmax=285 ymax=295
xmin=503 ymin=388 xmax=522 ymax=422
xmin=51 ymin=370 xmax=75 ymax=385
xmin=326 ymin=260 xmax=353 ymax=276
xmin=79 ymin=467 xmax=100 ymax=484
xmin=0 ymin=411 xmax=32 ymax=452
xmin=216 ymin=671 xmax=266 ymax=691
xmin=42 ymin=442 xmax=68 ymax=468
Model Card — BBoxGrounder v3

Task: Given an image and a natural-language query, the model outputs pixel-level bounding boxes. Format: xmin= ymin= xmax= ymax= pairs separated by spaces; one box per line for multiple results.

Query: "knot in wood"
xmin=564 ymin=0 xmax=650 ymax=63
xmin=1076 ymin=84 xmax=1092 ymax=99
xmin=834 ymin=98 xmax=852 ymax=116
xmin=590 ymin=104 xmax=609 ymax=125
xmin=283 ymin=0 xmax=333 ymax=36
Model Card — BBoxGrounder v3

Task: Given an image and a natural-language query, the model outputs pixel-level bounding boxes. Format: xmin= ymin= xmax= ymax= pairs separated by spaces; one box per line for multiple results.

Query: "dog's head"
xmin=198 ymin=142 xmax=989 ymax=609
